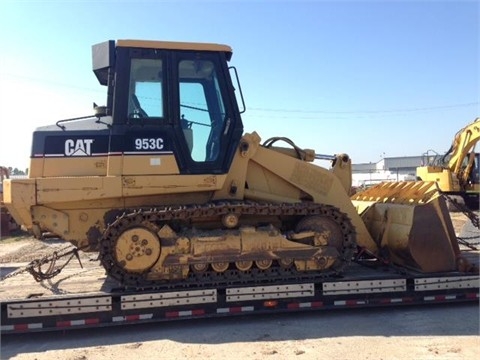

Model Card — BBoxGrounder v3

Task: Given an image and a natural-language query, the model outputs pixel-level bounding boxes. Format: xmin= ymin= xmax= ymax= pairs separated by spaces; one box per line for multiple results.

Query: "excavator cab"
xmin=462 ymin=152 xmax=479 ymax=185
xmin=416 ymin=118 xmax=480 ymax=210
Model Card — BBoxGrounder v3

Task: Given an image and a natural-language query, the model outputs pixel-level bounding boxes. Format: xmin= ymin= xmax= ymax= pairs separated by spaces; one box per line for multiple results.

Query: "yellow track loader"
xmin=3 ymin=40 xmax=474 ymax=287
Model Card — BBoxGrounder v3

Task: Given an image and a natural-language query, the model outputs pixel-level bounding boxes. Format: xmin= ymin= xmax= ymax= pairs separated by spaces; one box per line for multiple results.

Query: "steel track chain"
xmin=99 ymin=201 xmax=357 ymax=289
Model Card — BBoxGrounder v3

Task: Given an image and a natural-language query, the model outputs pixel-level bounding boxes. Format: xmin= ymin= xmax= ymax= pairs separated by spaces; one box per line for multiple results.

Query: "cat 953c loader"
xmin=3 ymin=40 xmax=474 ymax=288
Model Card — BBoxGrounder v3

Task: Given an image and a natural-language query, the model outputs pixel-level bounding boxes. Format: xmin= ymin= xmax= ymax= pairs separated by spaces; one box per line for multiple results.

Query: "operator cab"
xmin=466 ymin=153 xmax=480 ymax=185
xmin=93 ymin=39 xmax=244 ymax=174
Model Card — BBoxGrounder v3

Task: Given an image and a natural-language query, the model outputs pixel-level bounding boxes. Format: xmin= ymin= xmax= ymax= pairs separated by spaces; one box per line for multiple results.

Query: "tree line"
xmin=7 ymin=167 xmax=28 ymax=176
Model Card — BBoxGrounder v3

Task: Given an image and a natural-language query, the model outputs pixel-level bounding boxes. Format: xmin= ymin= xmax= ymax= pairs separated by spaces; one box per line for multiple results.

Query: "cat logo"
xmin=65 ymin=139 xmax=94 ymax=156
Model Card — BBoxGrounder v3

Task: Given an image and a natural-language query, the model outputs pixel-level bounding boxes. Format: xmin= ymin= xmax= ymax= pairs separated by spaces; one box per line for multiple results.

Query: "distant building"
xmin=352 ymin=156 xmax=425 ymax=187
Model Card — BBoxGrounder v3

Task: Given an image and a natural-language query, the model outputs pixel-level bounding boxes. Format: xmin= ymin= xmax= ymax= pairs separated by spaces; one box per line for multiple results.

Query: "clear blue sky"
xmin=0 ymin=0 xmax=478 ymax=170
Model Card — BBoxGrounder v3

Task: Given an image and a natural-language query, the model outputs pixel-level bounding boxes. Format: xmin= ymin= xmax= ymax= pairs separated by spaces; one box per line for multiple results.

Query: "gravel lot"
xmin=1 ymin=303 xmax=479 ymax=360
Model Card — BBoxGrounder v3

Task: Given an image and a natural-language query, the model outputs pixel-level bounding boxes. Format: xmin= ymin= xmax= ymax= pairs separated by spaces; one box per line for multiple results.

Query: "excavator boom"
xmin=448 ymin=118 xmax=480 ymax=176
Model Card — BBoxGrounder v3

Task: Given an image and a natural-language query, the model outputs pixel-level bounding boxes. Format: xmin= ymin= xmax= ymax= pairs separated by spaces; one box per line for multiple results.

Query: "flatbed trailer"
xmin=1 ymin=247 xmax=478 ymax=334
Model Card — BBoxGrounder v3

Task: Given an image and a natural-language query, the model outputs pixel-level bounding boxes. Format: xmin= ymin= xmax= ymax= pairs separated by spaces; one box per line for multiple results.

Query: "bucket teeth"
xmin=351 ymin=181 xmax=441 ymax=205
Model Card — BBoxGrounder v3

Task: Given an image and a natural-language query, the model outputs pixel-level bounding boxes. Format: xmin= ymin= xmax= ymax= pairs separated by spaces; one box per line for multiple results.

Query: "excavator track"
xmin=99 ymin=202 xmax=357 ymax=289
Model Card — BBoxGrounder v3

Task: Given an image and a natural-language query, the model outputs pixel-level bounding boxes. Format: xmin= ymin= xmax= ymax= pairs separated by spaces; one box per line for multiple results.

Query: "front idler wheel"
xmin=114 ymin=226 xmax=161 ymax=273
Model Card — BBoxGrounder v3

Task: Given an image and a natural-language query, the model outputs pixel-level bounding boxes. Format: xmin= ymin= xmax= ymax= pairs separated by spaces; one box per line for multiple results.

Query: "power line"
xmin=0 ymin=72 xmax=105 ymax=94
xmin=2 ymin=72 xmax=477 ymax=116
xmin=247 ymin=102 xmax=479 ymax=115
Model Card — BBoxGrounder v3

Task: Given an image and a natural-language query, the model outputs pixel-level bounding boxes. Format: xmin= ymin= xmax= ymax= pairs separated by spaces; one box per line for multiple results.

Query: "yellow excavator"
xmin=3 ymin=40 xmax=475 ymax=287
xmin=416 ymin=118 xmax=479 ymax=210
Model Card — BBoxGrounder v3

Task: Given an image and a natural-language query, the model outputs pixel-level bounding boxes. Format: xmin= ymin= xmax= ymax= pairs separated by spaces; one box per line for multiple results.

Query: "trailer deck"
xmin=1 ymin=244 xmax=478 ymax=334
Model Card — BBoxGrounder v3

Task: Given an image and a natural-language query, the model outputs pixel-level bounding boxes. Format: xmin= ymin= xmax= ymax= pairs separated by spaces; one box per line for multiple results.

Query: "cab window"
xmin=179 ymin=59 xmax=226 ymax=162
xmin=128 ymin=58 xmax=164 ymax=119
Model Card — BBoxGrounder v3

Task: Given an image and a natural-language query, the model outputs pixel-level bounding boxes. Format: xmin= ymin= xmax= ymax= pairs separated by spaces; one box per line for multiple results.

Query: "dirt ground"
xmin=0 ymin=212 xmax=479 ymax=360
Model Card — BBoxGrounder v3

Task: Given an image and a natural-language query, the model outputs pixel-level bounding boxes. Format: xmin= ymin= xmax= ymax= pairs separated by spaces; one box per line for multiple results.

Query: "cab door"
xmin=109 ymin=48 xmax=181 ymax=176
xmin=172 ymin=52 xmax=243 ymax=175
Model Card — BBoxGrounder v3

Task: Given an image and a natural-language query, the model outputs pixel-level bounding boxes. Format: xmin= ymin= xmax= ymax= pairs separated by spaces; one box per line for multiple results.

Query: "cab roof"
xmin=117 ymin=39 xmax=233 ymax=61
